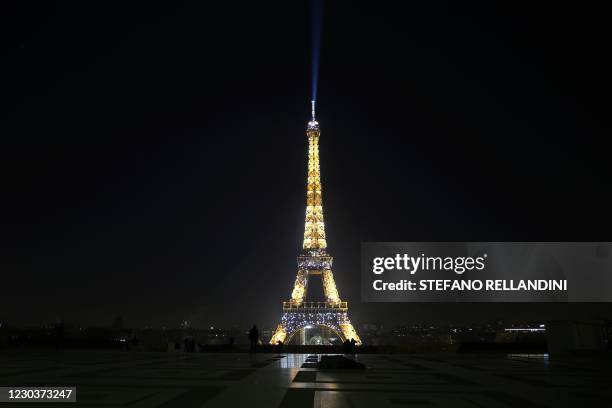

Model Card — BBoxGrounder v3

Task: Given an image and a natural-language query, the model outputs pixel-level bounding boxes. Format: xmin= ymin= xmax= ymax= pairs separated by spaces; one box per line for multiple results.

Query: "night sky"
xmin=3 ymin=1 xmax=612 ymax=329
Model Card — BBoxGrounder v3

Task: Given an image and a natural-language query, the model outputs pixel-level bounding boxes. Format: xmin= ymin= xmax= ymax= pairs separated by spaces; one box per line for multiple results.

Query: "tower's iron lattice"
xmin=270 ymin=105 xmax=362 ymax=345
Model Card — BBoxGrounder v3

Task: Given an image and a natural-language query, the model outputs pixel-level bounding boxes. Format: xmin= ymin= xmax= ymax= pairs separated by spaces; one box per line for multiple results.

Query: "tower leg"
xmin=291 ymin=270 xmax=308 ymax=304
xmin=270 ymin=324 xmax=287 ymax=344
xmin=322 ymin=269 xmax=340 ymax=303
xmin=339 ymin=322 xmax=362 ymax=345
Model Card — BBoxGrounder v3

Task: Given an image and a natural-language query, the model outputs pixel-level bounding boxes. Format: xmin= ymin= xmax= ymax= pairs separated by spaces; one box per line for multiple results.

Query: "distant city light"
xmin=504 ymin=328 xmax=546 ymax=332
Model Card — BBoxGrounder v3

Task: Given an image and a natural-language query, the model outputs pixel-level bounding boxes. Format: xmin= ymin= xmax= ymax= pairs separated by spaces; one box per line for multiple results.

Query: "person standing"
xmin=248 ymin=325 xmax=259 ymax=352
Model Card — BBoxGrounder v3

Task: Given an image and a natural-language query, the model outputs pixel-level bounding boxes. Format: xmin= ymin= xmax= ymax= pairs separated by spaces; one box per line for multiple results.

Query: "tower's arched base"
xmin=270 ymin=308 xmax=362 ymax=346
xmin=285 ymin=324 xmax=343 ymax=345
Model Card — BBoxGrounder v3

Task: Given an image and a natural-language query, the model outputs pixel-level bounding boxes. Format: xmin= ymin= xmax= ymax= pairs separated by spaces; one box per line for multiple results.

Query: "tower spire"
xmin=311 ymin=100 xmax=316 ymax=121
xmin=308 ymin=101 xmax=319 ymax=130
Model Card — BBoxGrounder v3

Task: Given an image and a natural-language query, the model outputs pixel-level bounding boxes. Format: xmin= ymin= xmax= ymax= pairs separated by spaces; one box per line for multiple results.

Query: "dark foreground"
xmin=1 ymin=350 xmax=611 ymax=407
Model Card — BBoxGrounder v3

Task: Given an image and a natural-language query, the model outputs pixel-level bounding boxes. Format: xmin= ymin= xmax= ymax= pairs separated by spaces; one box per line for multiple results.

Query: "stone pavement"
xmin=0 ymin=351 xmax=611 ymax=407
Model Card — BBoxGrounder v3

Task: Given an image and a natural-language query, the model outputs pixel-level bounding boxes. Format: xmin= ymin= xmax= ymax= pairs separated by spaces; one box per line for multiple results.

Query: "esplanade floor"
xmin=1 ymin=350 xmax=611 ymax=407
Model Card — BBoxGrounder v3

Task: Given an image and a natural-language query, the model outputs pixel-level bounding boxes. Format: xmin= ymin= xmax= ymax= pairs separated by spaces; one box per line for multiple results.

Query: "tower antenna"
xmin=311 ymin=100 xmax=316 ymax=121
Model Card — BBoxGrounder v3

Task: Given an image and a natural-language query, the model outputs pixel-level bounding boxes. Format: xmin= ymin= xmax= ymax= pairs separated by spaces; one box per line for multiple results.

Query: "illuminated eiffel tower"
xmin=270 ymin=102 xmax=362 ymax=345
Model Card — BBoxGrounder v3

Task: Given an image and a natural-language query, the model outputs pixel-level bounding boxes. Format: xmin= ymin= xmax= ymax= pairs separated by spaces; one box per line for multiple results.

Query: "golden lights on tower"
xmin=303 ymin=126 xmax=327 ymax=250
xmin=322 ymin=270 xmax=340 ymax=304
xmin=270 ymin=324 xmax=287 ymax=344
xmin=291 ymin=270 xmax=307 ymax=304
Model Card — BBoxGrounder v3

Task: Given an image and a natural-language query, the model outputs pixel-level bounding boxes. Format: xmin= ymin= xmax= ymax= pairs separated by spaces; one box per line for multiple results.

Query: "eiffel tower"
xmin=270 ymin=102 xmax=362 ymax=346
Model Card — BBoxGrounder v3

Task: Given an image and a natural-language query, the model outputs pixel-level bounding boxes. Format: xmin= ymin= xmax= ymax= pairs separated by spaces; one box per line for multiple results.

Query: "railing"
xmin=283 ymin=301 xmax=348 ymax=311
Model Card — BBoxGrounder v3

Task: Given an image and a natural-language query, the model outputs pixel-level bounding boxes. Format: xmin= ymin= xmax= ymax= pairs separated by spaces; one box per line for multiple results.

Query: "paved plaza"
xmin=1 ymin=351 xmax=611 ymax=407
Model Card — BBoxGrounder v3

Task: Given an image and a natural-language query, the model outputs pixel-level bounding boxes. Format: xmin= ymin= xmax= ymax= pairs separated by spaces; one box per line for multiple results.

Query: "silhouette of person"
xmin=350 ymin=338 xmax=357 ymax=354
xmin=184 ymin=337 xmax=195 ymax=352
xmin=248 ymin=325 xmax=259 ymax=352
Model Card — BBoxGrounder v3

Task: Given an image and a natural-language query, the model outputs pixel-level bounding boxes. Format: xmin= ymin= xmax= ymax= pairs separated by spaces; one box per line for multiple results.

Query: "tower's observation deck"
xmin=283 ymin=301 xmax=348 ymax=312
xmin=270 ymin=103 xmax=362 ymax=346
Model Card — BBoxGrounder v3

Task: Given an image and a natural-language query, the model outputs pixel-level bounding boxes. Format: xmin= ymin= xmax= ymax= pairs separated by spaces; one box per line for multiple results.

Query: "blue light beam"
xmin=311 ymin=0 xmax=324 ymax=103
